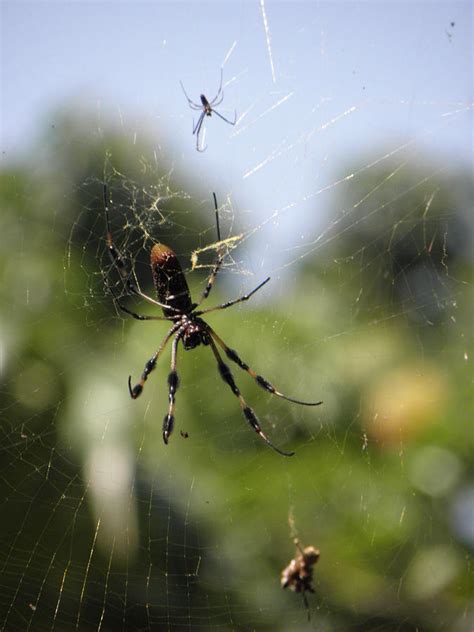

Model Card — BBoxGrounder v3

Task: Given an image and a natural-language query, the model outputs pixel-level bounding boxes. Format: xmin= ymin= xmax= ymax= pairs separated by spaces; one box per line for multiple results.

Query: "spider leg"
xmin=103 ymin=184 xmax=180 ymax=315
xmin=128 ymin=323 xmax=181 ymax=399
xmin=194 ymin=193 xmax=225 ymax=307
xmin=133 ymin=286 xmax=182 ymax=314
xmin=179 ymin=80 xmax=202 ymax=110
xmin=104 ymin=184 xmax=131 ymax=283
xmin=115 ymin=301 xmax=170 ymax=322
xmin=162 ymin=329 xmax=184 ymax=444
xmin=105 ymin=278 xmax=171 ymax=321
xmin=210 ymin=92 xmax=224 ymax=107
xmin=302 ymin=592 xmax=311 ymax=622
xmin=212 ymin=109 xmax=237 ymax=126
xmin=208 ymin=336 xmax=294 ymax=456
xmin=195 ymin=117 xmax=208 ymax=152
xmin=196 ymin=138 xmax=208 ymax=153
xmin=197 ymin=251 xmax=224 ymax=304
xmin=207 ymin=327 xmax=323 ymax=406
xmin=209 ymin=68 xmax=224 ymax=106
xmin=194 ymin=277 xmax=271 ymax=316
xmin=193 ymin=110 xmax=205 ymax=135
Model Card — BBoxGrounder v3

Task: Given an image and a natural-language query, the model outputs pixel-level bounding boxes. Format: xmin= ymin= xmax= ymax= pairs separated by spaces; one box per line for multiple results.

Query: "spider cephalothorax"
xmin=104 ymin=187 xmax=322 ymax=455
xmin=181 ymin=318 xmax=210 ymax=350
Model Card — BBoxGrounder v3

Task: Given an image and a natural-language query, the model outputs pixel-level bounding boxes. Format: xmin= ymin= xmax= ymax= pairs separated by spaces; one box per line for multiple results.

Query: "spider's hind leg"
xmin=207 ymin=335 xmax=294 ymax=457
xmin=207 ymin=328 xmax=322 ymax=407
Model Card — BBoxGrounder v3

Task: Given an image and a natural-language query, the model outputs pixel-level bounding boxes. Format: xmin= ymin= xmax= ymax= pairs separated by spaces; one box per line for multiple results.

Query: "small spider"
xmin=281 ymin=539 xmax=320 ymax=620
xmin=180 ymin=69 xmax=237 ymax=152
xmin=104 ymin=186 xmax=322 ymax=456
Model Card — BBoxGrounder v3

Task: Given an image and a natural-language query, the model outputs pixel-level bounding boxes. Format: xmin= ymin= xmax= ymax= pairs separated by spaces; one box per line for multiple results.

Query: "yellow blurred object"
xmin=364 ymin=366 xmax=448 ymax=445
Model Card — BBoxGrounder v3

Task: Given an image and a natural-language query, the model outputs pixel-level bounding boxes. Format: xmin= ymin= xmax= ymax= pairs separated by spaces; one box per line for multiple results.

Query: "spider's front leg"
xmin=194 ymin=193 xmax=225 ymax=307
xmin=195 ymin=276 xmax=271 ymax=316
xmin=104 ymin=184 xmax=181 ymax=316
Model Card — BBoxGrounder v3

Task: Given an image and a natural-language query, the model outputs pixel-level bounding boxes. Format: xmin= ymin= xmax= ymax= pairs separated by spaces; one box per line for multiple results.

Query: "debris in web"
xmin=191 ymin=234 xmax=243 ymax=271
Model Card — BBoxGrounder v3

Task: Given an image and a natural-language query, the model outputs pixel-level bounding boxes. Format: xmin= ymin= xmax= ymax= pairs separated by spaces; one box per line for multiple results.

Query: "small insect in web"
xmin=103 ymin=185 xmax=322 ymax=456
xmin=180 ymin=69 xmax=237 ymax=152
xmin=281 ymin=539 xmax=320 ymax=621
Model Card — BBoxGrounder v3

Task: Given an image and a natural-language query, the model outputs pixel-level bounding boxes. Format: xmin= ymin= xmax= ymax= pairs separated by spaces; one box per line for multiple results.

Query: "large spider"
xmin=104 ymin=186 xmax=322 ymax=456
xmin=180 ymin=69 xmax=237 ymax=152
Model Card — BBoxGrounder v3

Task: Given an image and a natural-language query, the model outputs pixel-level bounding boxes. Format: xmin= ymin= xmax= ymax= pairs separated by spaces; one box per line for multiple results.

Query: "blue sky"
xmin=2 ymin=1 xmax=472 ymax=272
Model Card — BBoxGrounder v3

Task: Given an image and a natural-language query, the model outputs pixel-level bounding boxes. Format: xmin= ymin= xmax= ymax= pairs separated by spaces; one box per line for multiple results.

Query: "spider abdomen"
xmin=151 ymin=244 xmax=194 ymax=316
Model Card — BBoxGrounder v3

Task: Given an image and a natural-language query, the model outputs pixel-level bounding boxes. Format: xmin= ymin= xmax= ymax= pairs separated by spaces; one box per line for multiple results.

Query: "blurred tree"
xmin=303 ymin=156 xmax=472 ymax=327
xmin=0 ymin=108 xmax=224 ymax=630
xmin=1 ymin=113 xmax=472 ymax=631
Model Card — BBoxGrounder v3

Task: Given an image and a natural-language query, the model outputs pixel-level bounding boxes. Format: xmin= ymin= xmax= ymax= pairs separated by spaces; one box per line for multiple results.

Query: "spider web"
xmin=1 ymin=2 xmax=473 ymax=631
